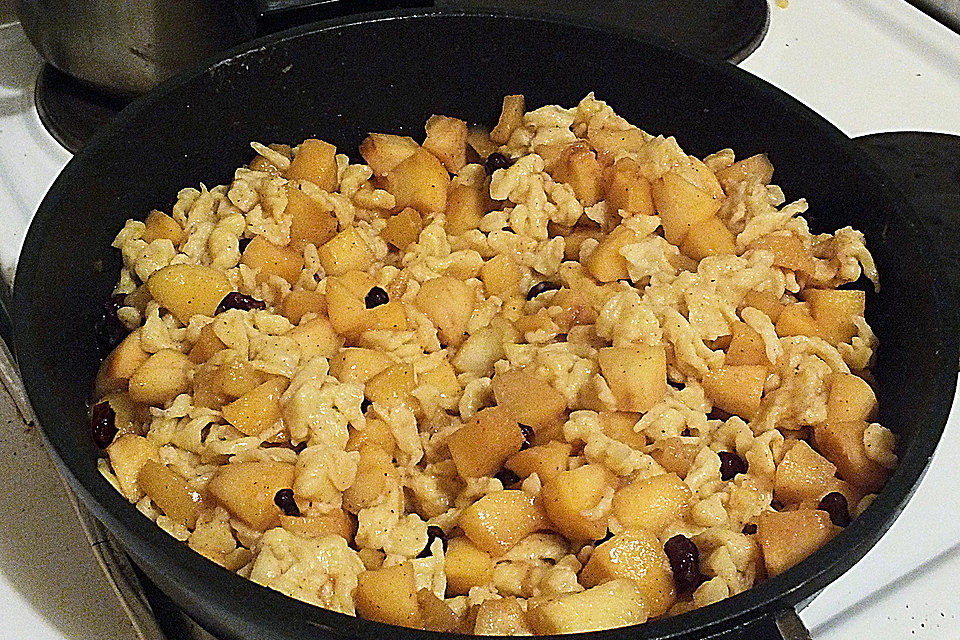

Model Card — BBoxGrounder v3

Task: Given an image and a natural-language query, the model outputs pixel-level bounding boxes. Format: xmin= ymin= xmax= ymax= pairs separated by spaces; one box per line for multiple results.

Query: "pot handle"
xmin=0 ymin=281 xmax=12 ymax=350
xmin=716 ymin=609 xmax=811 ymax=640
xmin=252 ymin=0 xmax=435 ymax=33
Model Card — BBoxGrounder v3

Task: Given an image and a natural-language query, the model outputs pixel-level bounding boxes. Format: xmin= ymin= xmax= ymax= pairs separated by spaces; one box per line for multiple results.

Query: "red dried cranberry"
xmin=361 ymin=398 xmax=372 ymax=414
xmin=238 ymin=237 xmax=252 ymax=252
xmin=91 ymin=402 xmax=118 ymax=449
xmin=818 ymin=491 xmax=851 ymax=527
xmin=741 ymin=523 xmax=758 ymax=535
xmin=527 ymin=281 xmax=561 ymax=300
xmin=364 ymin=286 xmax=389 ymax=309
xmin=494 ymin=467 xmax=521 ymax=487
xmin=484 ymin=152 xmax=512 ymax=175
xmin=95 ymin=293 xmax=130 ymax=356
xmin=418 ymin=525 xmax=448 ymax=558
xmin=519 ymin=424 xmax=534 ymax=450
xmin=273 ymin=488 xmax=300 ymax=517
xmin=665 ymin=534 xmax=708 ymax=595
xmin=216 ymin=292 xmax=266 ymax=314
xmin=718 ymin=451 xmax=747 ymax=480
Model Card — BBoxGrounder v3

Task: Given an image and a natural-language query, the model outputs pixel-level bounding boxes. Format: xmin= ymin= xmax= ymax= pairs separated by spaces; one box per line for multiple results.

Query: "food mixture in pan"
xmin=93 ymin=94 xmax=897 ymax=634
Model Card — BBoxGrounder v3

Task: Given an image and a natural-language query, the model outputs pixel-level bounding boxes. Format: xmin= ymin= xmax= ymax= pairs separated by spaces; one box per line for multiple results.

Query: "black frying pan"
xmin=10 ymin=9 xmax=958 ymax=640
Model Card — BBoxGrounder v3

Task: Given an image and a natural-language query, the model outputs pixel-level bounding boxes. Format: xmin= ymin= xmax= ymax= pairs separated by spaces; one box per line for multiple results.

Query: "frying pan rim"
xmin=12 ymin=7 xmax=957 ymax=640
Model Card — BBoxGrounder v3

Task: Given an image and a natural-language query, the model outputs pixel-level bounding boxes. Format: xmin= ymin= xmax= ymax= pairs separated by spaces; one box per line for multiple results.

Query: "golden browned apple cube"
xmin=458 ymin=490 xmax=546 ymax=555
xmin=280 ymin=508 xmax=356 ymax=540
xmin=506 ymin=440 xmax=572 ymax=481
xmin=598 ymin=411 xmax=646 ymax=449
xmin=489 ymin=94 xmax=525 ymax=144
xmin=447 ymin=406 xmax=524 ymax=479
xmin=775 ymin=304 xmax=822 ymax=339
xmin=347 ymin=417 xmax=397 ymax=454
xmin=288 ymin=315 xmax=342 ymax=359
xmin=492 ymin=368 xmax=567 ymax=432
xmin=343 ymin=445 xmax=399 ymax=513
xmin=580 ymin=529 xmax=676 ymax=617
xmin=188 ymin=323 xmax=226 ymax=364
xmin=241 ymin=235 xmax=304 ymax=285
xmin=364 ymin=363 xmax=417 ymax=409
xmin=527 ymin=579 xmax=649 ymax=634
xmin=423 ymin=114 xmax=468 ymax=173
xmin=381 ymin=206 xmax=423 ymax=250
xmin=327 ymin=271 xmax=408 ymax=339
xmin=385 ymin=148 xmax=450 ymax=215
xmin=540 ymin=464 xmax=615 ymax=542
xmin=445 ymin=536 xmax=494 ymax=596
xmin=473 ymin=597 xmax=532 ymax=635
xmin=280 ymin=288 xmax=326 ymax=325
xmin=679 ymin=215 xmax=736 ymax=261
xmin=649 ymin=437 xmax=701 ymax=478
xmin=584 ymin=224 xmax=638 ymax=282
xmin=445 ymin=183 xmax=489 ymax=236
xmin=604 ymin=158 xmax=654 ymax=218
xmin=587 ymin=126 xmax=648 ymax=155
xmin=725 ymin=321 xmax=771 ymax=367
xmin=651 ymin=172 xmax=722 ymax=245
xmin=215 ymin=357 xmax=265 ymax=399
xmin=480 ymin=254 xmax=524 ymax=298
xmin=803 ymin=289 xmax=866 ymax=345
xmin=551 ymin=287 xmax=599 ymax=332
xmin=142 ymin=210 xmax=186 ymax=246
xmin=716 ymin=153 xmax=774 ymax=191
xmin=354 ymin=562 xmax=421 ymax=627
xmin=221 ymin=376 xmax=288 ymax=436
xmin=418 ymin=589 xmax=458 ymax=633
xmin=139 ymin=460 xmax=204 ymax=528
xmin=147 ymin=264 xmax=233 ymax=324
xmin=826 ymin=372 xmax=878 ymax=422
xmin=553 ymin=142 xmax=603 ymax=206
xmin=757 ymin=509 xmax=839 ymax=576
xmin=128 ymin=348 xmax=194 ymax=405
xmin=774 ymin=440 xmax=838 ymax=505
xmin=813 ymin=420 xmax=890 ymax=493
xmin=360 ymin=133 xmax=420 ymax=176
xmin=286 ymin=138 xmax=338 ymax=191
xmin=561 ymin=225 xmax=604 ymax=260
xmin=612 ymin=472 xmax=692 ymax=533
xmin=415 ymin=276 xmax=474 ymax=348
xmin=96 ymin=330 xmax=151 ymax=394
xmin=107 ymin=433 xmax=160 ymax=501
xmin=207 ymin=461 xmax=295 ymax=531
xmin=598 ymin=344 xmax=667 ymax=413
xmin=741 ymin=289 xmax=785 ymax=323
xmin=328 ymin=347 xmax=393 ymax=384
xmin=286 ymin=184 xmax=338 ymax=251
xmin=318 ymin=227 xmax=375 ymax=277
xmin=701 ymin=365 xmax=767 ymax=420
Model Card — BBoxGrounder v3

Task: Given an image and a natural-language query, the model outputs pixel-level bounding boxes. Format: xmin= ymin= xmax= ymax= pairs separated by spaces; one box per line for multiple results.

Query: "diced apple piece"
xmin=492 ymin=368 xmax=567 ymax=432
xmin=385 ymin=148 xmax=450 ymax=215
xmin=774 ymin=440 xmax=838 ymax=505
xmin=326 ymin=271 xmax=407 ymax=339
xmin=741 ymin=289 xmax=785 ymax=323
xmin=289 ymin=315 xmax=341 ymax=359
xmin=679 ymin=215 xmax=736 ymax=261
xmin=826 ymin=372 xmax=878 ymax=422
xmin=649 ymin=437 xmax=701 ymax=478
xmin=445 ymin=536 xmax=494 ymax=596
xmin=598 ymin=411 xmax=645 ymax=449
xmin=553 ymin=142 xmax=603 ymax=206
xmin=528 ymin=579 xmax=649 ymax=634
xmin=448 ymin=407 xmax=524 ymax=479
xmin=142 ymin=210 xmax=185 ymax=246
xmin=803 ymin=289 xmax=866 ymax=345
xmin=354 ymin=562 xmax=421 ymax=627
xmin=418 ymin=589 xmax=459 ymax=632
xmin=474 ymin=597 xmax=532 ymax=635
xmin=147 ymin=264 xmax=232 ymax=324
xmin=813 ymin=420 xmax=890 ymax=493
xmin=96 ymin=330 xmax=151 ymax=394
xmin=221 ymin=377 xmax=288 ymax=436
xmin=748 ymin=233 xmax=815 ymax=274
xmin=445 ymin=183 xmax=488 ymax=236
xmin=506 ymin=441 xmax=571 ymax=481
xmin=318 ymin=227 xmax=374 ymax=277
xmin=562 ymin=225 xmax=605 ymax=260
xmin=280 ymin=508 xmax=356 ymax=541
xmin=192 ymin=364 xmax=229 ymax=410
xmin=343 ymin=445 xmax=399 ymax=513
xmin=716 ymin=153 xmax=774 ymax=191
xmin=451 ymin=325 xmax=504 ymax=377
xmin=584 ymin=224 xmax=637 ymax=282
xmin=281 ymin=289 xmax=326 ymax=325
xmin=652 ymin=172 xmax=722 ymax=245
xmin=480 ymin=254 xmax=523 ymax=298
xmin=106 ymin=434 xmax=160 ymax=501
xmin=580 ymin=529 xmax=676 ymax=617
xmin=139 ymin=460 xmax=204 ymax=528
xmin=612 ymin=473 xmax=692 ymax=534
xmin=489 ymin=94 xmax=525 ymax=144
xmin=365 ymin=363 xmax=416 ymax=409
xmin=587 ymin=127 xmax=648 ymax=155
xmin=128 ymin=349 xmax=193 ymax=405
xmin=467 ymin=125 xmax=498 ymax=160
xmin=775 ymin=304 xmax=823 ymax=339
xmin=241 ymin=236 xmax=304 ymax=285
xmin=550 ymin=287 xmax=599 ymax=332
xmin=382 ymin=206 xmax=423 ymax=250
xmin=215 ymin=357 xmax=265 ymax=399
xmin=701 ymin=365 xmax=767 ymax=420
xmin=415 ymin=276 xmax=474 ymax=348
xmin=725 ymin=322 xmax=770 ymax=367
xmin=286 ymin=138 xmax=338 ymax=191
xmin=360 ymin=133 xmax=420 ymax=176
xmin=598 ymin=344 xmax=667 ymax=413
xmin=207 ymin=461 xmax=295 ymax=531
xmin=458 ymin=490 xmax=546 ymax=555
xmin=329 ymin=347 xmax=393 ymax=384
xmin=604 ymin=158 xmax=654 ymax=217
xmin=346 ymin=417 xmax=397 ymax=454
xmin=419 ymin=358 xmax=461 ymax=404
xmin=188 ymin=323 xmax=226 ymax=364
xmin=423 ymin=114 xmax=468 ymax=173
xmin=286 ymin=184 xmax=338 ymax=251
xmin=757 ymin=509 xmax=839 ymax=576
xmin=540 ymin=464 xmax=615 ymax=542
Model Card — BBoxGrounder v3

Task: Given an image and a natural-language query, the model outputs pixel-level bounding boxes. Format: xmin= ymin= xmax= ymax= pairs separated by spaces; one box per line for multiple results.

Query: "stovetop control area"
xmin=1 ymin=1 xmax=959 ymax=639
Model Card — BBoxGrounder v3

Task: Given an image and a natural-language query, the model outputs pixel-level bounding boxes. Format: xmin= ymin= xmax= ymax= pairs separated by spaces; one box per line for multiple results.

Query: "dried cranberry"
xmin=238 ymin=237 xmax=252 ymax=252
xmin=361 ymin=398 xmax=372 ymax=414
xmin=818 ymin=491 xmax=851 ymax=527
xmin=91 ymin=402 xmax=118 ymax=449
xmin=216 ymin=292 xmax=266 ymax=314
xmin=741 ymin=523 xmax=758 ymax=535
xmin=364 ymin=286 xmax=389 ymax=309
xmin=519 ymin=424 xmax=535 ymax=450
xmin=484 ymin=152 xmax=512 ymax=175
xmin=273 ymin=488 xmax=300 ymax=517
xmin=527 ymin=281 xmax=561 ymax=300
xmin=95 ymin=293 xmax=130 ymax=356
xmin=664 ymin=534 xmax=708 ymax=595
xmin=494 ymin=467 xmax=521 ymax=487
xmin=418 ymin=525 xmax=448 ymax=558
xmin=718 ymin=451 xmax=747 ymax=480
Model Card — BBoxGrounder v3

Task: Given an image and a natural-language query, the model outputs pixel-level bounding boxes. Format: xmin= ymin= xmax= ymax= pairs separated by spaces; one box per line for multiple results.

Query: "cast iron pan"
xmin=10 ymin=9 xmax=958 ymax=640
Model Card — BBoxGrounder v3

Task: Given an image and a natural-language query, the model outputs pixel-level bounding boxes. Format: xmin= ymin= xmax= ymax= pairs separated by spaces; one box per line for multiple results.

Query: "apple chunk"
xmin=598 ymin=344 xmax=667 ymax=413
xmin=757 ymin=509 xmax=839 ymax=576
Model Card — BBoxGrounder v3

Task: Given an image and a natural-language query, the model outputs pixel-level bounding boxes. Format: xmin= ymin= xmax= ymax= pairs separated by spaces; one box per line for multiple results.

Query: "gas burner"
xmin=34 ymin=65 xmax=127 ymax=154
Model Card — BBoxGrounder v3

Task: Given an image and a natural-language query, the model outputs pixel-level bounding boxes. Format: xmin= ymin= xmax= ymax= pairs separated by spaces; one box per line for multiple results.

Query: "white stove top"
xmin=1 ymin=1 xmax=959 ymax=638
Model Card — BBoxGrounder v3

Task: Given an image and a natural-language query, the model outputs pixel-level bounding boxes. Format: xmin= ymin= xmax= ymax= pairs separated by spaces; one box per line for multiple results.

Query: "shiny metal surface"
xmin=14 ymin=0 xmax=254 ymax=96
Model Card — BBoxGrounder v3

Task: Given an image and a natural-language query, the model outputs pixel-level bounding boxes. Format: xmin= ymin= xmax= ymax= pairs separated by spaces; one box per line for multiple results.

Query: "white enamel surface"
xmin=0 ymin=1 xmax=959 ymax=638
